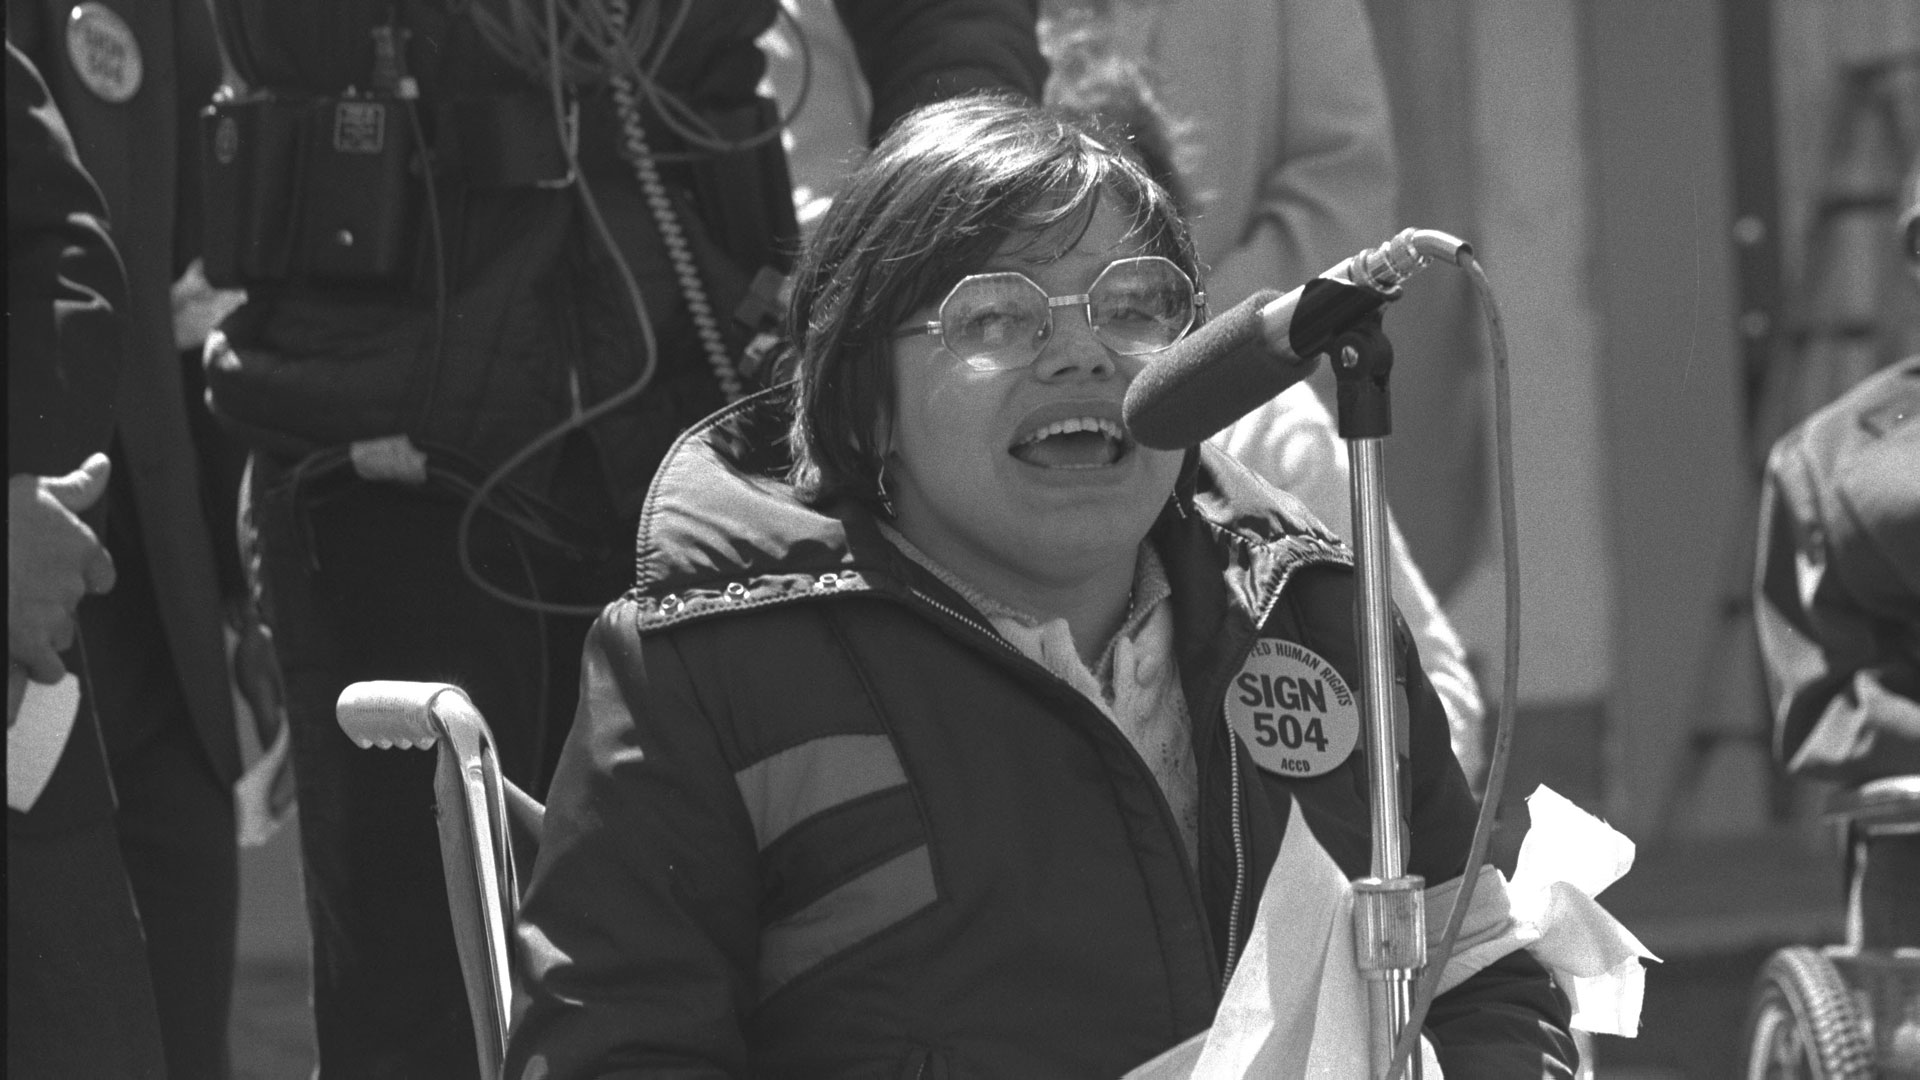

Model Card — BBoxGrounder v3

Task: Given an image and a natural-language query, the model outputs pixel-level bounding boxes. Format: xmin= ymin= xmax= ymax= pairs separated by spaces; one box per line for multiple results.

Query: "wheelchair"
xmin=336 ymin=680 xmax=542 ymax=1080
xmin=1739 ymin=775 xmax=1920 ymax=1080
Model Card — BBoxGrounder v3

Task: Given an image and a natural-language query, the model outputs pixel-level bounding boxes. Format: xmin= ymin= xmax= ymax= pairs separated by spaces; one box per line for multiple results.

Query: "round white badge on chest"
xmin=1226 ymin=638 xmax=1360 ymax=778
xmin=66 ymin=3 xmax=143 ymax=104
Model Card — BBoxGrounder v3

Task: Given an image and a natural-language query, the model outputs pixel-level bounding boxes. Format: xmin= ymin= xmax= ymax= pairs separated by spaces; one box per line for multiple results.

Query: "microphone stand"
xmin=1331 ymin=315 xmax=1425 ymax=1080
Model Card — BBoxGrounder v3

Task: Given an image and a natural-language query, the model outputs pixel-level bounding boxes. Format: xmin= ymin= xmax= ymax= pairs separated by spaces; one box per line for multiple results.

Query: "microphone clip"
xmin=1329 ymin=314 xmax=1394 ymax=440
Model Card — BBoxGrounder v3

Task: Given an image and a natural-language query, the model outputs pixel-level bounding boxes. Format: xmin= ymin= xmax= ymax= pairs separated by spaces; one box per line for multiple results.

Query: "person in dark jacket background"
xmin=203 ymin=1 xmax=1046 ymax=1074
xmin=8 ymin=2 xmax=258 ymax=1074
xmin=6 ymin=39 xmax=167 ymax=1079
xmin=510 ymin=96 xmax=1575 ymax=1078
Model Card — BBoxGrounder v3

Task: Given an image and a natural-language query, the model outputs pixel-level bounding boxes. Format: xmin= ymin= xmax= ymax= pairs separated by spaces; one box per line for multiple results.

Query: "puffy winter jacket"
xmin=509 ymin=392 xmax=1576 ymax=1078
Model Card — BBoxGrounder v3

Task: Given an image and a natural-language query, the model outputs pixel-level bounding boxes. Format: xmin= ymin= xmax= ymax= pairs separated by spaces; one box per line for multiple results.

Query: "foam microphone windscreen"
xmin=1122 ymin=288 xmax=1318 ymax=450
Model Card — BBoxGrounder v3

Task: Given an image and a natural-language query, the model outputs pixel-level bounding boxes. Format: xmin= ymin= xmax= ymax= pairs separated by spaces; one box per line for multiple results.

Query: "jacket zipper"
xmin=910 ymin=588 xmax=1024 ymax=660
xmin=916 ymin=583 xmax=1249 ymax=997
xmin=1216 ymin=550 xmax=1312 ymax=990
xmin=1220 ymin=730 xmax=1246 ymax=992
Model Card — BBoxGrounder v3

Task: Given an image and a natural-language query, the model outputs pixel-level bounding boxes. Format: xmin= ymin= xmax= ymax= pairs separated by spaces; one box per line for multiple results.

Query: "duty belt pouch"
xmin=201 ymin=94 xmax=308 ymax=286
xmin=201 ymin=91 xmax=420 ymax=289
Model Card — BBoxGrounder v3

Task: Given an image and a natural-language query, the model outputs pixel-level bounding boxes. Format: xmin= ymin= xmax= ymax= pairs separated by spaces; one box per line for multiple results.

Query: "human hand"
xmin=171 ymin=258 xmax=247 ymax=352
xmin=8 ymin=454 xmax=115 ymax=683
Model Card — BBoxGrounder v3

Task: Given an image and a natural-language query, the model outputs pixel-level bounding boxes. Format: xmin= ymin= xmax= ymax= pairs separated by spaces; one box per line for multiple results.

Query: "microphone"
xmin=1123 ymin=228 xmax=1470 ymax=449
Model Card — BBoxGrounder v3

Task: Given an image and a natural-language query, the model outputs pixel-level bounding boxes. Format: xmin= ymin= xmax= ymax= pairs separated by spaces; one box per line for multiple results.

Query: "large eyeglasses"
xmin=897 ymin=255 xmax=1203 ymax=372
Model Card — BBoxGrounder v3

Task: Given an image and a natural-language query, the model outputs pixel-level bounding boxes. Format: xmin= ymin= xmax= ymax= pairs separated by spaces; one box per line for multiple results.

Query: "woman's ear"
xmin=844 ymin=418 xmax=892 ymax=460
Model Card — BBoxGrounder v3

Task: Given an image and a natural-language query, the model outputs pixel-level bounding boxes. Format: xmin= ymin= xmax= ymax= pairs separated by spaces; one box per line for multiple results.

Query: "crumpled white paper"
xmin=1429 ymin=785 xmax=1659 ymax=1036
xmin=1121 ymin=785 xmax=1654 ymax=1079
xmin=1123 ymin=795 xmax=1438 ymax=1080
xmin=8 ymin=671 xmax=81 ymax=812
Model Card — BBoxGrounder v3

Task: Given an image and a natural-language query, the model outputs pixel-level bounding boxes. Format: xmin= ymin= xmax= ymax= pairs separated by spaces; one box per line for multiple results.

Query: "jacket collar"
xmin=627 ymin=390 xmax=1350 ymax=633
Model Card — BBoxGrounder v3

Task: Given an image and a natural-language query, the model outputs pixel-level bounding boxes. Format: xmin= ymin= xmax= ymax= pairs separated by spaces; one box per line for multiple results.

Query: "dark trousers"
xmin=8 ymin=817 xmax=168 ymax=1079
xmin=81 ymin=476 xmax=241 ymax=1080
xmin=248 ymin=441 xmax=630 ymax=1078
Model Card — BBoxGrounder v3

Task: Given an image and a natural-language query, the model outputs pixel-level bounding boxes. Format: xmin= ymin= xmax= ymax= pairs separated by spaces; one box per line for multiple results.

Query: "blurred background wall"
xmin=1346 ymin=8 xmax=1919 ymax=1066
xmin=1344 ymin=11 xmax=1919 ymax=1066
xmin=1360 ymin=0 xmax=1918 ymax=843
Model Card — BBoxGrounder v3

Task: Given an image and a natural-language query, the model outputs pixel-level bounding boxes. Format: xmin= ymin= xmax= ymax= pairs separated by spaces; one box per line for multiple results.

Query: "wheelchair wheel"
xmin=1741 ymin=946 xmax=1874 ymax=1080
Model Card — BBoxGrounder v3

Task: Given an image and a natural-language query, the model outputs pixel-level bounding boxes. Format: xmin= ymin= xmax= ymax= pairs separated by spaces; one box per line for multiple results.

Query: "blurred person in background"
xmin=7 ymin=39 xmax=166 ymax=1079
xmin=7 ymin=1 xmax=277 ymax=1075
xmin=763 ymin=0 xmax=1490 ymax=783
xmin=200 ymin=1 xmax=1045 ymax=1073
xmin=1753 ymin=160 xmax=1920 ymax=947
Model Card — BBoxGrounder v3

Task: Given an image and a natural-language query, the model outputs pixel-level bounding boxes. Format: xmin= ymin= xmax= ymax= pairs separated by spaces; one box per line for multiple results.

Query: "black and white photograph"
xmin=8 ymin=0 xmax=1916 ymax=1076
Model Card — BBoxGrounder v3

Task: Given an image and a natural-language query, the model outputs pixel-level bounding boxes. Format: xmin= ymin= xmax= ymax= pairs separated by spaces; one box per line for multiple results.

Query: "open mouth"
xmin=1008 ymin=416 xmax=1130 ymax=469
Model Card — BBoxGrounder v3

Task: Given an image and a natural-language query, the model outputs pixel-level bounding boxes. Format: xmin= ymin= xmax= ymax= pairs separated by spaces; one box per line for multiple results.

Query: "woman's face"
xmin=885 ymin=201 xmax=1187 ymax=592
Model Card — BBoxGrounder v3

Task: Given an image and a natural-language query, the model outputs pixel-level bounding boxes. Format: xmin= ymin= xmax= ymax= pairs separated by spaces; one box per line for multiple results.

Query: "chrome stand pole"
xmin=1334 ymin=326 xmax=1424 ymax=1080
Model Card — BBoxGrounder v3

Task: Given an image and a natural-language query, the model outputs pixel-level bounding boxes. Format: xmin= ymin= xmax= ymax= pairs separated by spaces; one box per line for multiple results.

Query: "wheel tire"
xmin=1741 ymin=946 xmax=1875 ymax=1080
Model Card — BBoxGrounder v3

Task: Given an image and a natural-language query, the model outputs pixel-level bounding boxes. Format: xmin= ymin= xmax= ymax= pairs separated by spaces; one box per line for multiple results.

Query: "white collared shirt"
xmin=881 ymin=526 xmax=1200 ymax=866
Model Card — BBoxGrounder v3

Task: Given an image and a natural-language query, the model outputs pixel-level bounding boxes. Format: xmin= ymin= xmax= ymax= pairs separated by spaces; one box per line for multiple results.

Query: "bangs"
xmin=884 ymin=125 xmax=1191 ymax=317
xmin=1001 ymin=163 xmax=1187 ymax=270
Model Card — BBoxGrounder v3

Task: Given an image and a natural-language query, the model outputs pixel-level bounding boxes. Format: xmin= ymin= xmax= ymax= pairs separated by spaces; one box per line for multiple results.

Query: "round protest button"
xmin=66 ymin=3 xmax=143 ymax=104
xmin=1225 ymin=638 xmax=1359 ymax=778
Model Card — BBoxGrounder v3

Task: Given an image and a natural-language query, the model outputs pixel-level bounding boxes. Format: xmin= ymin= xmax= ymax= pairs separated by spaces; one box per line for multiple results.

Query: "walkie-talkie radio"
xmin=299 ymin=91 xmax=417 ymax=283
xmin=201 ymin=22 xmax=419 ymax=290
xmin=199 ymin=91 xmax=306 ymax=286
xmin=201 ymin=88 xmax=418 ymax=289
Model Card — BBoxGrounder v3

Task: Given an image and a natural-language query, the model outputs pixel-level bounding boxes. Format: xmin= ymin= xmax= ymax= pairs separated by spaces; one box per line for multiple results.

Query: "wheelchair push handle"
xmin=337 ymin=679 xmax=476 ymax=751
xmin=336 ymin=679 xmax=520 ymax=1074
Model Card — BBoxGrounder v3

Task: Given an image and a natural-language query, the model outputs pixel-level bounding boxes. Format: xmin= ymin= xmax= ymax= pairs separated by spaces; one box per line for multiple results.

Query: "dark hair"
xmin=784 ymin=94 xmax=1201 ymax=508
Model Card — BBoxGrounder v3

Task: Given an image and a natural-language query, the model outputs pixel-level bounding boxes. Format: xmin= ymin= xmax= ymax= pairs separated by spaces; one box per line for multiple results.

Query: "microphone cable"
xmin=466 ymin=0 xmax=813 ymax=157
xmin=433 ymin=0 xmax=660 ymax=624
xmin=1381 ymin=243 xmax=1522 ymax=1080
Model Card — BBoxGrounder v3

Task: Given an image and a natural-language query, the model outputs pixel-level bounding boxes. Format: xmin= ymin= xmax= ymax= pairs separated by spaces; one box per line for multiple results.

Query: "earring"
xmin=875 ymin=460 xmax=897 ymax=519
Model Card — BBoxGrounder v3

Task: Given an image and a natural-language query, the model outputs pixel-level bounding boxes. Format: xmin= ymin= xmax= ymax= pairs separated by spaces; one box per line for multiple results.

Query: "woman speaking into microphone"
xmin=506 ymin=95 xmax=1575 ymax=1079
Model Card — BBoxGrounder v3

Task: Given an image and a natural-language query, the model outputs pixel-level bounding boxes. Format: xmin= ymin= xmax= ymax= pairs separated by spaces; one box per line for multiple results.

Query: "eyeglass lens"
xmin=939 ymin=257 xmax=1194 ymax=369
